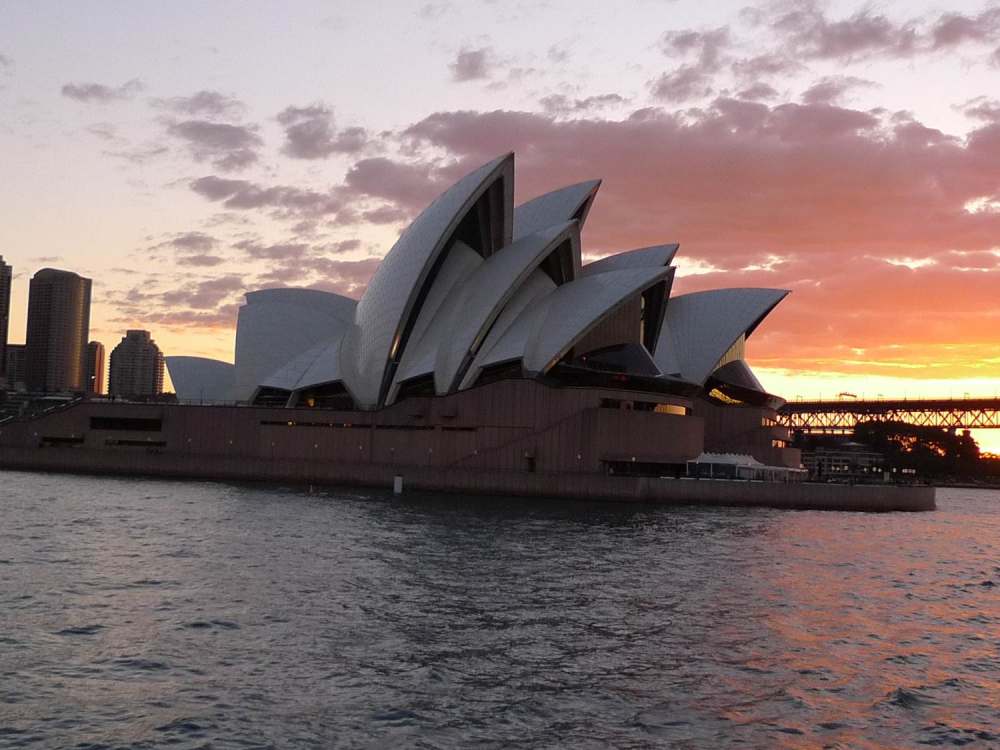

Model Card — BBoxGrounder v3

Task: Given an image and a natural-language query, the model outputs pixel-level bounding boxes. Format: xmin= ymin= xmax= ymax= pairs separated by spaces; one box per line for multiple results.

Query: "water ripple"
xmin=1 ymin=471 xmax=998 ymax=748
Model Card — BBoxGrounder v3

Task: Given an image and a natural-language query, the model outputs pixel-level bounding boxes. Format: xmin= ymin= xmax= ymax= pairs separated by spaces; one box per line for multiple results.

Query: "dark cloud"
xmin=731 ymin=53 xmax=802 ymax=81
xmin=540 ymin=93 xmax=627 ymax=115
xmin=178 ymin=254 xmax=226 ymax=267
xmin=189 ymin=176 xmax=345 ymax=218
xmin=652 ymin=27 xmax=730 ymax=102
xmin=960 ymin=97 xmax=1000 ymax=123
xmin=169 ymin=232 xmax=217 ymax=252
xmin=165 ymin=120 xmax=261 ymax=172
xmin=61 ymin=78 xmax=143 ymax=103
xmin=159 ymin=275 xmax=245 ymax=310
xmin=772 ymin=4 xmax=917 ymax=60
xmin=650 ymin=67 xmax=713 ymax=102
xmin=660 ymin=27 xmax=729 ymax=70
xmin=931 ymin=9 xmax=1000 ymax=49
xmin=343 ymin=157 xmax=443 ymax=212
xmin=234 ymin=240 xmax=310 ymax=261
xmin=769 ymin=3 xmax=1000 ymax=62
xmin=450 ymin=47 xmax=494 ymax=81
xmin=363 ymin=205 xmax=412 ymax=224
xmin=154 ymin=90 xmax=245 ymax=119
xmin=327 ymin=239 xmax=362 ymax=254
xmin=0 ymin=53 xmax=13 ymax=72
xmin=737 ymin=82 xmax=779 ymax=101
xmin=801 ymin=76 xmax=875 ymax=105
xmin=277 ymin=103 xmax=369 ymax=159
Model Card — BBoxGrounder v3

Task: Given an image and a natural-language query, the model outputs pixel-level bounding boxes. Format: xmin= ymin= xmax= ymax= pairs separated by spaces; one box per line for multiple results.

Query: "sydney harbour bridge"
xmin=778 ymin=397 xmax=1000 ymax=434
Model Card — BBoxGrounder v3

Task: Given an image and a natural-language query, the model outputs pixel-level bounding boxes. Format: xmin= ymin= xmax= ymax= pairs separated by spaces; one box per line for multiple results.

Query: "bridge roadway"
xmin=777 ymin=397 xmax=1000 ymax=433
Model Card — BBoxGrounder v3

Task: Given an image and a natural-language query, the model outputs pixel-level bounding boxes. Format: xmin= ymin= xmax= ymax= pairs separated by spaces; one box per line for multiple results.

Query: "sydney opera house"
xmin=4 ymin=153 xmax=942 ymax=509
xmin=162 ymin=153 xmax=801 ymax=476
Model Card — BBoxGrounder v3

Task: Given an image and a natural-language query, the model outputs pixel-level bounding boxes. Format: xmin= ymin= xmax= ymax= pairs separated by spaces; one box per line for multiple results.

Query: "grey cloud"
xmin=737 ymin=82 xmax=779 ymax=101
xmin=234 ymin=240 xmax=310 ymax=260
xmin=159 ymin=275 xmax=244 ymax=310
xmin=363 ymin=205 xmax=412 ymax=224
xmin=170 ymin=232 xmax=217 ymax=252
xmin=931 ymin=9 xmax=1000 ymax=49
xmin=801 ymin=76 xmax=876 ymax=105
xmin=154 ymin=90 xmax=245 ymax=119
xmin=731 ymin=53 xmax=802 ymax=81
xmin=344 ymin=157 xmax=442 ymax=211
xmin=277 ymin=103 xmax=369 ymax=159
xmin=0 ymin=53 xmax=13 ymax=72
xmin=177 ymin=254 xmax=226 ymax=267
xmin=450 ymin=47 xmax=493 ymax=81
xmin=189 ymin=176 xmax=345 ymax=218
xmin=327 ymin=239 xmax=362 ymax=254
xmin=61 ymin=78 xmax=143 ymax=102
xmin=650 ymin=66 xmax=713 ymax=102
xmin=660 ymin=27 xmax=729 ymax=72
xmin=165 ymin=120 xmax=261 ymax=171
xmin=960 ymin=97 xmax=1000 ymax=122
xmin=540 ymin=93 xmax=627 ymax=115
xmin=652 ymin=26 xmax=730 ymax=102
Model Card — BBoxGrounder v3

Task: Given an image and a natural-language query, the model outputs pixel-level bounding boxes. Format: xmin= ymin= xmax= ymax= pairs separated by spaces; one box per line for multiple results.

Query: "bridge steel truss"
xmin=778 ymin=398 xmax=1000 ymax=434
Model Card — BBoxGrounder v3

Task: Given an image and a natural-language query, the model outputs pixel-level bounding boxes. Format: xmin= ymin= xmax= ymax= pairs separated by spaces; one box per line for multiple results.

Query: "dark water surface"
xmin=1 ymin=471 xmax=998 ymax=749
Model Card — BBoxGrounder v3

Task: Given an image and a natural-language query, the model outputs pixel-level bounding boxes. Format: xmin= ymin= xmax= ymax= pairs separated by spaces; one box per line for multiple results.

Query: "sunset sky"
xmin=1 ymin=0 xmax=999 ymax=450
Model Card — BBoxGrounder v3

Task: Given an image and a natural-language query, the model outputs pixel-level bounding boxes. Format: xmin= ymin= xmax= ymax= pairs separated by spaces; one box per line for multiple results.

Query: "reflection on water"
xmin=0 ymin=471 xmax=997 ymax=748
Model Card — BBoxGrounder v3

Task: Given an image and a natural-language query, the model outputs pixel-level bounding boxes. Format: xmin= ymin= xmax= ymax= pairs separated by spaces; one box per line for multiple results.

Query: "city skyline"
xmin=1 ymin=1 xmax=998 ymax=451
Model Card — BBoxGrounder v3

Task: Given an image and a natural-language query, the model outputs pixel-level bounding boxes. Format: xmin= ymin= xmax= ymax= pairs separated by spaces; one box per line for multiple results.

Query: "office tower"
xmin=0 ymin=256 xmax=10 ymax=382
xmin=5 ymin=343 xmax=26 ymax=390
xmin=86 ymin=340 xmax=106 ymax=395
xmin=109 ymin=330 xmax=164 ymax=398
xmin=25 ymin=268 xmax=92 ymax=393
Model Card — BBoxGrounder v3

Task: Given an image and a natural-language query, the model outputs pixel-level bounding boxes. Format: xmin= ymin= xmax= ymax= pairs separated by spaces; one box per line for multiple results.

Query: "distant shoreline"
xmin=935 ymin=482 xmax=1000 ymax=490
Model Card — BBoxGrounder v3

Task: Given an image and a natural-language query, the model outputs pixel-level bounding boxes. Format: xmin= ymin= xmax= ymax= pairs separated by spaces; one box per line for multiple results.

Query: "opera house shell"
xmin=167 ymin=153 xmax=801 ymax=473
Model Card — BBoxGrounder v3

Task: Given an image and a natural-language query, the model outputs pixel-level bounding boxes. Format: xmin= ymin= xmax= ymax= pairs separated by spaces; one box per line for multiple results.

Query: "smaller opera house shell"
xmin=168 ymin=153 xmax=800 ymax=474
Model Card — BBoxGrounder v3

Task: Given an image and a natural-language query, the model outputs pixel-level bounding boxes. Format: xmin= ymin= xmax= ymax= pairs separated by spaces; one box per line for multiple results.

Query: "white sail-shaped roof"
xmin=387 ymin=240 xmax=483 ymax=400
xmin=340 ymin=153 xmax=514 ymax=408
xmin=469 ymin=266 xmax=674 ymax=379
xmin=389 ymin=221 xmax=581 ymax=398
xmin=258 ymin=328 xmax=348 ymax=393
xmin=654 ymin=288 xmax=788 ymax=385
xmin=233 ymin=288 xmax=356 ymax=401
xmin=459 ymin=269 xmax=557 ymax=389
xmin=166 ymin=356 xmax=235 ymax=402
xmin=514 ymin=180 xmax=600 ymax=241
xmin=581 ymin=243 xmax=679 ymax=276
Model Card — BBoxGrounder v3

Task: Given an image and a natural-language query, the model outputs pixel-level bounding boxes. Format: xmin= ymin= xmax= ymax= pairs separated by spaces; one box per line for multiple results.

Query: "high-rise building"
xmin=109 ymin=330 xmax=164 ymax=398
xmin=0 ymin=256 xmax=11 ymax=382
xmin=25 ymin=268 xmax=92 ymax=393
xmin=86 ymin=340 xmax=105 ymax=395
xmin=5 ymin=343 xmax=26 ymax=390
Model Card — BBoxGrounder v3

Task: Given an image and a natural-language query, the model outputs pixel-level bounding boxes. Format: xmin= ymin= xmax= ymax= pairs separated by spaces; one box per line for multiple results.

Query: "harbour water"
xmin=1 ymin=471 xmax=997 ymax=748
